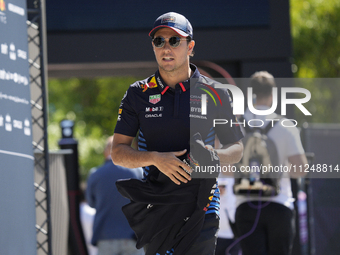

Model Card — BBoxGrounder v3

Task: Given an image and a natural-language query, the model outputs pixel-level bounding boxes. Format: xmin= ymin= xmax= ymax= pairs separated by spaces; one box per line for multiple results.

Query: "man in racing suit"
xmin=111 ymin=12 xmax=244 ymax=255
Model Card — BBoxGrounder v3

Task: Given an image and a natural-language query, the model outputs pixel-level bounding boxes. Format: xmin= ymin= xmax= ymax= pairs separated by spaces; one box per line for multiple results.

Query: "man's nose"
xmin=163 ymin=40 xmax=172 ymax=50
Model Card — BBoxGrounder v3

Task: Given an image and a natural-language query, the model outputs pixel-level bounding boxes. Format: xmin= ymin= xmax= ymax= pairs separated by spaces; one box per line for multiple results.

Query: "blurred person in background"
xmin=233 ymin=71 xmax=307 ymax=255
xmin=80 ymin=182 xmax=97 ymax=255
xmin=86 ymin=136 xmax=144 ymax=255
xmin=215 ymin=177 xmax=240 ymax=255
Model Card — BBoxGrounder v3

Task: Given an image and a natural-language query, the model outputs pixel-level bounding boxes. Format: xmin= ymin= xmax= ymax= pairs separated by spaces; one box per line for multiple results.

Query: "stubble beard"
xmin=158 ymin=58 xmax=188 ymax=77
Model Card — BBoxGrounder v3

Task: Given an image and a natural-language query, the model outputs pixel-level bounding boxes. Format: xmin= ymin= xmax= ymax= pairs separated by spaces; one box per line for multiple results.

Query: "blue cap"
xmin=149 ymin=12 xmax=193 ymax=39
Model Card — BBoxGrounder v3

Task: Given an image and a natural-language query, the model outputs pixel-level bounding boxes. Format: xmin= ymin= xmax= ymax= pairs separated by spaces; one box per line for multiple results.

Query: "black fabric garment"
xmin=185 ymin=214 xmax=219 ymax=255
xmin=235 ymin=202 xmax=295 ymax=255
xmin=142 ymin=214 xmax=219 ymax=255
xmin=116 ymin=172 xmax=217 ymax=255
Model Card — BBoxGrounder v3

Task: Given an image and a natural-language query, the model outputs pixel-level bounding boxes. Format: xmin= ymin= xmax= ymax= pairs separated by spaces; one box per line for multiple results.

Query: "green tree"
xmin=291 ymin=0 xmax=340 ymax=78
xmin=290 ymin=0 xmax=340 ymax=123
xmin=48 ymin=77 xmax=140 ymax=180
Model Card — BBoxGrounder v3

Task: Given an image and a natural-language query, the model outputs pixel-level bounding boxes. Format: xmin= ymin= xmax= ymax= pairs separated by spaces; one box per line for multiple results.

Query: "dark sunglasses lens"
xmin=153 ymin=37 xmax=165 ymax=48
xmin=169 ymin=37 xmax=181 ymax=47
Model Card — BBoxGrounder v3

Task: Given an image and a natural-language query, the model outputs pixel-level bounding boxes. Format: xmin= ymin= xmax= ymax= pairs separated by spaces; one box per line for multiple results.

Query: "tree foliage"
xmin=48 ymin=77 xmax=140 ymax=180
xmin=291 ymin=0 xmax=340 ymax=77
xmin=290 ymin=0 xmax=340 ymax=123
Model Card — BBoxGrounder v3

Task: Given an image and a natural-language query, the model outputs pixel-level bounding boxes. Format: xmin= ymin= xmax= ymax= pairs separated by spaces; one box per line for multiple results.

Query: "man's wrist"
xmin=148 ymin=151 xmax=159 ymax=166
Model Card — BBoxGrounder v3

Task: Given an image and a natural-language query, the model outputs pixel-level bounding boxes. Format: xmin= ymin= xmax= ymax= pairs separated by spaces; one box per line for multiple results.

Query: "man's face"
xmin=152 ymin=28 xmax=195 ymax=74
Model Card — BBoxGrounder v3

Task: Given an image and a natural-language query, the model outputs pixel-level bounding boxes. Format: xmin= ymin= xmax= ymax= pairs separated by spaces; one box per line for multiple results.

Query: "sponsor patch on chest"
xmin=149 ymin=94 xmax=161 ymax=104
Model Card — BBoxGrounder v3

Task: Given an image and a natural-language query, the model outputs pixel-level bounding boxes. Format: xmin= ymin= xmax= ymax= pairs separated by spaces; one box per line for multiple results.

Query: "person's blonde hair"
xmin=250 ymin=71 xmax=276 ymax=99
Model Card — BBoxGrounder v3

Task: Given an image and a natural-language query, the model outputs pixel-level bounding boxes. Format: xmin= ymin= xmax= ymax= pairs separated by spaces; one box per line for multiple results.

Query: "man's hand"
xmin=112 ymin=134 xmax=191 ymax=185
xmin=152 ymin=149 xmax=192 ymax=185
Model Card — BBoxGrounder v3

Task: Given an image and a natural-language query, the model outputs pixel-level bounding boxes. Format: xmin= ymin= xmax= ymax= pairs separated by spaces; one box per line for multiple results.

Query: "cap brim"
xmin=149 ymin=25 xmax=189 ymax=38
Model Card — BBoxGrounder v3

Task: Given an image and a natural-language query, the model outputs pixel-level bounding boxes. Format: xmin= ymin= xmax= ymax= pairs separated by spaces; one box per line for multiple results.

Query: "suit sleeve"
xmin=85 ymin=174 xmax=95 ymax=208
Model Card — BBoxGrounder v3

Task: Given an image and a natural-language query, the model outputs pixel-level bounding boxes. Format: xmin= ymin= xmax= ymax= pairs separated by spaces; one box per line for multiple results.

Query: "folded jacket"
xmin=116 ymin=172 xmax=217 ymax=255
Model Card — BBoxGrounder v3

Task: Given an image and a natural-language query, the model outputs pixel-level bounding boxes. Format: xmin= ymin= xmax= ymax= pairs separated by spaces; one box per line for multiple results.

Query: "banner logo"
xmin=0 ymin=0 xmax=5 ymax=12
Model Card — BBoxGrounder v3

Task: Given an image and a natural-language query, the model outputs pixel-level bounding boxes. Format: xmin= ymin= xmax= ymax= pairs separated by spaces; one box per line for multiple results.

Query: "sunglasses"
xmin=152 ymin=36 xmax=188 ymax=48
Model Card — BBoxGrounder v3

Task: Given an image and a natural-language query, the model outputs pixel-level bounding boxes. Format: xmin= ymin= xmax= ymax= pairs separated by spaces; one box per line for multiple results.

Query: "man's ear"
xmin=188 ymin=40 xmax=195 ymax=51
